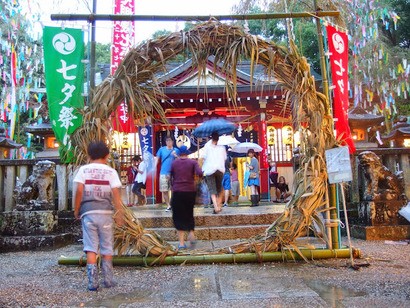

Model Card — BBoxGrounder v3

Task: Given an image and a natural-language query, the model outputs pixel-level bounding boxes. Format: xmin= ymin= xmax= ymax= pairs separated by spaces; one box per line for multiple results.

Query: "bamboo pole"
xmin=58 ymin=248 xmax=361 ymax=266
xmin=313 ymin=0 xmax=340 ymax=250
xmin=88 ymin=0 xmax=97 ymax=100
xmin=50 ymin=11 xmax=340 ymax=22
xmin=340 ymin=183 xmax=355 ymax=267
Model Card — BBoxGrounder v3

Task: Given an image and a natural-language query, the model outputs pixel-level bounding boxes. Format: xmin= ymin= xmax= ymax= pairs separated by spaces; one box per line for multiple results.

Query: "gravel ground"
xmin=1 ymin=238 xmax=410 ymax=307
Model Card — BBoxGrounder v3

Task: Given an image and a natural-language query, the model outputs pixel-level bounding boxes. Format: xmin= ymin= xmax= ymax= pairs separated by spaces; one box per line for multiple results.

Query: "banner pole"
xmin=313 ymin=0 xmax=339 ymax=249
xmin=89 ymin=0 xmax=97 ymax=101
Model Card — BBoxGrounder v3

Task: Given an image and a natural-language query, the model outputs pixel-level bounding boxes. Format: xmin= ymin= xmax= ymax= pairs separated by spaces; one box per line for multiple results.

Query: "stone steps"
xmin=132 ymin=204 xmax=284 ymax=241
xmin=147 ymin=224 xmax=272 ymax=241
xmin=0 ymin=233 xmax=74 ymax=253
xmin=0 ymin=203 xmax=285 ymax=252
xmin=137 ymin=212 xmax=280 ymax=228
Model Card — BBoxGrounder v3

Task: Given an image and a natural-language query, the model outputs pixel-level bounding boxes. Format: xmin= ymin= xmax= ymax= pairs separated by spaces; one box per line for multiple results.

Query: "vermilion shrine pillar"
xmin=258 ymin=100 xmax=269 ymax=200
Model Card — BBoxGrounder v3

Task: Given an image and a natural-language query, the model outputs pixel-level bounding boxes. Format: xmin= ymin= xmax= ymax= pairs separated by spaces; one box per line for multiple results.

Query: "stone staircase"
xmin=134 ymin=203 xmax=284 ymax=241
xmin=0 ymin=210 xmax=76 ymax=253
xmin=0 ymin=203 xmax=285 ymax=252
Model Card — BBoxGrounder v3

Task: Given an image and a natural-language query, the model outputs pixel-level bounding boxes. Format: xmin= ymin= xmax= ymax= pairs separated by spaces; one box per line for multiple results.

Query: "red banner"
xmin=326 ymin=25 xmax=355 ymax=154
xmin=111 ymin=0 xmax=136 ymax=133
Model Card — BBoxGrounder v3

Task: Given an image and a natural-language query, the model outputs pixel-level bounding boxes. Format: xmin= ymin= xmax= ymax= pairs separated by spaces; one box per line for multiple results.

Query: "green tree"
xmin=95 ymin=43 xmax=111 ymax=65
xmin=233 ymin=2 xmax=321 ymax=71
xmin=339 ymin=0 xmax=410 ymax=123
xmin=234 ymin=0 xmax=410 ymax=122
xmin=243 ymin=6 xmax=287 ymax=43
xmin=152 ymin=29 xmax=172 ymax=39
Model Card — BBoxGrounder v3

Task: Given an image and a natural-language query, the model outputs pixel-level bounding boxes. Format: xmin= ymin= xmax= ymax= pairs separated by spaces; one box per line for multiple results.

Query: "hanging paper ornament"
xmin=237 ymin=123 xmax=242 ymax=137
xmin=174 ymin=126 xmax=179 ymax=141
xmin=397 ymin=63 xmax=404 ymax=74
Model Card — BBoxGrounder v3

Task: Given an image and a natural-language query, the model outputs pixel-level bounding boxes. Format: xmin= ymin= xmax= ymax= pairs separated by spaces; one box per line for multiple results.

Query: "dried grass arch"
xmin=72 ymin=19 xmax=339 ymax=259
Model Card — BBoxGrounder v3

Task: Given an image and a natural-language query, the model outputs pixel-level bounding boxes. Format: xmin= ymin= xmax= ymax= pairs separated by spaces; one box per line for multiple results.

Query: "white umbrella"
xmin=217 ymin=135 xmax=240 ymax=146
xmin=203 ymin=135 xmax=240 ymax=148
xmin=231 ymin=142 xmax=263 ymax=153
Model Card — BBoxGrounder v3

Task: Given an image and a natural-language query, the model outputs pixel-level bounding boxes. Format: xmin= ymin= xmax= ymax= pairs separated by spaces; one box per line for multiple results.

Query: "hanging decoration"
xmin=110 ymin=0 xmax=136 ymax=133
xmin=345 ymin=1 xmax=408 ymax=126
xmin=326 ymin=24 xmax=356 ymax=154
xmin=43 ymin=26 xmax=85 ymax=162
xmin=267 ymin=126 xmax=276 ymax=145
xmin=281 ymin=125 xmax=293 ymax=145
xmin=174 ymin=126 xmax=179 ymax=141
xmin=237 ymin=123 xmax=243 ymax=137
xmin=0 ymin=1 xmax=43 ymax=159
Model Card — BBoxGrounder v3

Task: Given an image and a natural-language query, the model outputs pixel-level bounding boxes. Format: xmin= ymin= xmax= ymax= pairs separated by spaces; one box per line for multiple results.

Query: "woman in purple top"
xmin=170 ymin=145 xmax=203 ymax=249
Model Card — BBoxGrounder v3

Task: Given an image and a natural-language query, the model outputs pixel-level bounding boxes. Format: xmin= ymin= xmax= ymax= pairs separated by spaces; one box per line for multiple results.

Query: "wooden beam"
xmin=51 ymin=11 xmax=340 ymax=22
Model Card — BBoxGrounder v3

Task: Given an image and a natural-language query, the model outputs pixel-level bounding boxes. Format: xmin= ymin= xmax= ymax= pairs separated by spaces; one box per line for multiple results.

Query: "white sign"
xmin=325 ymin=146 xmax=353 ymax=184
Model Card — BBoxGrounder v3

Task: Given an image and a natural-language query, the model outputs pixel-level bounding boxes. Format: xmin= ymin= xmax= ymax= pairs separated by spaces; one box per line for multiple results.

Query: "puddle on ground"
xmin=305 ymin=280 xmax=367 ymax=307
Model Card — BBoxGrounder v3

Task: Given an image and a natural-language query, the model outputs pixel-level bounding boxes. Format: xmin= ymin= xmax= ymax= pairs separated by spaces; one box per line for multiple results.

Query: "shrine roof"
xmin=348 ymin=106 xmax=385 ymax=127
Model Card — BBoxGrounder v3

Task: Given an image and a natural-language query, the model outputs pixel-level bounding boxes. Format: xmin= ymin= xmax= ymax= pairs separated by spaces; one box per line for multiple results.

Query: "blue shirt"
xmin=156 ymin=146 xmax=179 ymax=175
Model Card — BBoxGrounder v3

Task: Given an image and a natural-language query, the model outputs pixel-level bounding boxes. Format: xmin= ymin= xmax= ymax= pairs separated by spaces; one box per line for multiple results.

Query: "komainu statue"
xmin=13 ymin=160 xmax=56 ymax=210
xmin=358 ymin=151 xmax=405 ymax=201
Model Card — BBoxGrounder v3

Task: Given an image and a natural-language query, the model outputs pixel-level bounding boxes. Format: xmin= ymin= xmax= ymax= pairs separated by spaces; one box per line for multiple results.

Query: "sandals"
xmin=212 ymin=208 xmax=222 ymax=214
xmin=178 ymin=244 xmax=187 ymax=250
xmin=187 ymin=234 xmax=197 ymax=247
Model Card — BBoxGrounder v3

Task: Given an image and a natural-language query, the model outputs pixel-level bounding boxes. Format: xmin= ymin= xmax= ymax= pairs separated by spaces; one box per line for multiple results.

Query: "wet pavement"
xmin=1 ymin=196 xmax=410 ymax=307
xmin=78 ymin=237 xmax=410 ymax=308
xmin=1 ymin=237 xmax=410 ymax=307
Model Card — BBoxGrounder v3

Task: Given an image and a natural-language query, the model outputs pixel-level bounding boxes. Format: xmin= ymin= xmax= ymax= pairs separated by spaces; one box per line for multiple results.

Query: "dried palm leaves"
xmin=113 ymin=205 xmax=176 ymax=258
xmin=71 ymin=19 xmax=339 ymax=257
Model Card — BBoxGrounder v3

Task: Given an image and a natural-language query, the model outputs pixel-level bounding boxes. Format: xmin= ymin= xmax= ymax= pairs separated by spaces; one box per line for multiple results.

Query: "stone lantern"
xmin=381 ymin=116 xmax=410 ymax=148
xmin=0 ymin=126 xmax=22 ymax=158
xmin=348 ymin=106 xmax=385 ymax=148
xmin=25 ymin=123 xmax=59 ymax=158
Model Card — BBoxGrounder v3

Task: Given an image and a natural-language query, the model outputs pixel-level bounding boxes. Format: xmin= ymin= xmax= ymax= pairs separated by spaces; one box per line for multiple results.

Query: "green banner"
xmin=43 ymin=27 xmax=84 ymax=162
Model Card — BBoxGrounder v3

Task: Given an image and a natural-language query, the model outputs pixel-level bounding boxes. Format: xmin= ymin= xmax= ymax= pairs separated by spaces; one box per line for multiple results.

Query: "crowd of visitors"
xmin=73 ymin=136 xmax=293 ymax=289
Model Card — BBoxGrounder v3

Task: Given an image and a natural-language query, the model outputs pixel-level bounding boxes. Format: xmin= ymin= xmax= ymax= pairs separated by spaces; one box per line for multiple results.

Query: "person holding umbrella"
xmin=246 ymin=148 xmax=260 ymax=207
xmin=199 ymin=132 xmax=227 ymax=214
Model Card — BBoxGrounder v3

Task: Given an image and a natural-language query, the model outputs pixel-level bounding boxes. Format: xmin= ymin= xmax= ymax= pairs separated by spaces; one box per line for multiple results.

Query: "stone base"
xmin=0 ymin=211 xmax=58 ymax=236
xmin=15 ymin=200 xmax=55 ymax=211
xmin=351 ymin=224 xmax=410 ymax=240
xmin=0 ymin=233 xmax=74 ymax=253
xmin=358 ymin=200 xmax=408 ymax=226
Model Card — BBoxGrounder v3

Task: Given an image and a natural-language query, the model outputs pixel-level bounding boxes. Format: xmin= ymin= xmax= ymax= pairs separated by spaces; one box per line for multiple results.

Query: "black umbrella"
xmin=192 ymin=119 xmax=236 ymax=138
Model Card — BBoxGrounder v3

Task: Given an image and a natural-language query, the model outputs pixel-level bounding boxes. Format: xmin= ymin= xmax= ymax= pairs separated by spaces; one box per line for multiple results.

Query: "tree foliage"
xmin=234 ymin=0 xmax=410 ymax=120
xmin=94 ymin=43 xmax=111 ymax=65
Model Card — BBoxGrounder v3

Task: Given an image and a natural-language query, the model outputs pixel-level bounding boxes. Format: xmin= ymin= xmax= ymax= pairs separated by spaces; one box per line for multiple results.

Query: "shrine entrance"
xmin=68 ymin=17 xmax=341 ymax=250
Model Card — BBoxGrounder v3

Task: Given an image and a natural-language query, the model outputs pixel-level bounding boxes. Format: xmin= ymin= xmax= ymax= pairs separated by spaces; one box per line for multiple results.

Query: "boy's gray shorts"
xmin=82 ymin=213 xmax=114 ymax=256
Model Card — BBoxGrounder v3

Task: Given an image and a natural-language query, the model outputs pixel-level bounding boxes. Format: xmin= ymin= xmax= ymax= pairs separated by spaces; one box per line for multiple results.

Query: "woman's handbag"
xmin=249 ymin=171 xmax=258 ymax=179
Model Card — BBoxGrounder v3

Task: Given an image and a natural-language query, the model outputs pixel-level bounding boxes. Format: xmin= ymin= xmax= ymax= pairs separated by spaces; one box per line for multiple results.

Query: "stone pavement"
xmin=2 ymin=194 xmax=410 ymax=307
xmin=72 ymin=238 xmax=410 ymax=307
xmin=2 ymin=234 xmax=410 ymax=307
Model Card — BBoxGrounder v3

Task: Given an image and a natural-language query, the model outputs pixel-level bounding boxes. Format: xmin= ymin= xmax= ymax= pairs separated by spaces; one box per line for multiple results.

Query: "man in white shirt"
xmin=199 ymin=132 xmax=227 ymax=214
